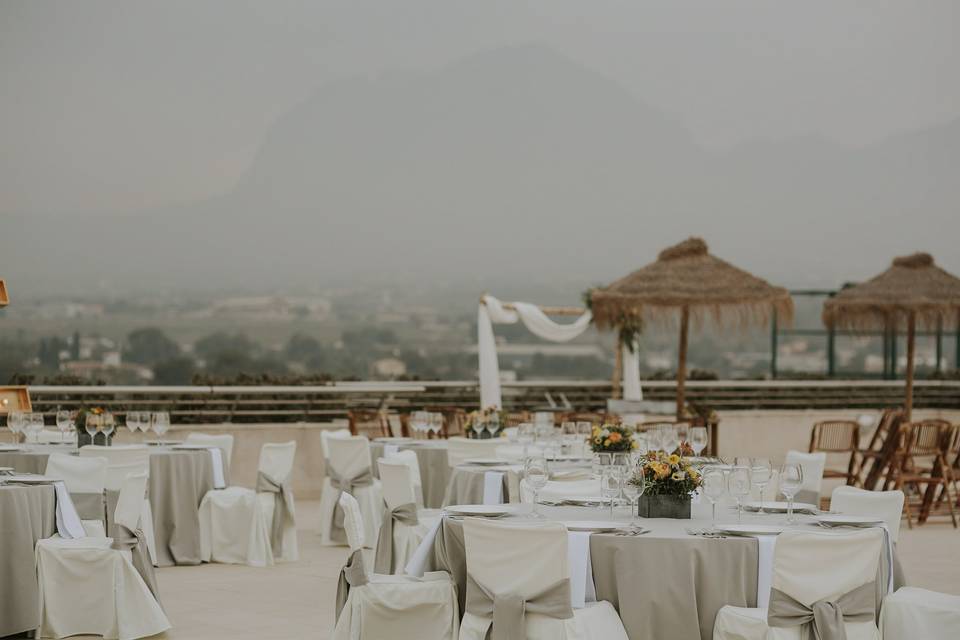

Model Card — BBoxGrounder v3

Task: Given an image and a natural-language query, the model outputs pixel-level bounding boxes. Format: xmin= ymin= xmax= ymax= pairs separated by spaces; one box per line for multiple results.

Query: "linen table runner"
xmin=482 ymin=471 xmax=504 ymax=505
xmin=465 ymin=573 xmax=574 ymax=640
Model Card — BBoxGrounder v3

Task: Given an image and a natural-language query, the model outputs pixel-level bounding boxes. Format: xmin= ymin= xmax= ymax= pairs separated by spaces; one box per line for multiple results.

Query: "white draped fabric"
xmin=478 ymin=295 xmax=642 ymax=409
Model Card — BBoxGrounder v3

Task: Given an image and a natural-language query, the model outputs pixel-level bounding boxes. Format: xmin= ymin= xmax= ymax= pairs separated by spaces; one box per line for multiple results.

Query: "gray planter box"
xmin=637 ymin=494 xmax=692 ymax=519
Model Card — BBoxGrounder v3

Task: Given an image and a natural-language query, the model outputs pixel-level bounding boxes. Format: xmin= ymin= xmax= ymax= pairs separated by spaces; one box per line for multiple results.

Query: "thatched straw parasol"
xmin=590 ymin=237 xmax=793 ymax=417
xmin=823 ymin=252 xmax=960 ymax=420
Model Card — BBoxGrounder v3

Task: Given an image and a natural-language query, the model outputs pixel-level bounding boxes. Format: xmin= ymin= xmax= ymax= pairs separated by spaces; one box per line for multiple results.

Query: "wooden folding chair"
xmin=809 ymin=420 xmax=861 ymax=486
xmin=860 ymin=408 xmax=904 ymax=490
xmin=894 ymin=420 xmax=958 ymax=529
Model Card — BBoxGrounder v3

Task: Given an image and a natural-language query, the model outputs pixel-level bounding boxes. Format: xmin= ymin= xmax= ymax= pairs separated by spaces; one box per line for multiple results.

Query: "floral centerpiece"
xmin=76 ymin=407 xmax=116 ymax=447
xmin=466 ymin=406 xmax=507 ymax=439
xmin=629 ymin=451 xmax=701 ymax=518
xmin=590 ymin=423 xmax=636 ymax=453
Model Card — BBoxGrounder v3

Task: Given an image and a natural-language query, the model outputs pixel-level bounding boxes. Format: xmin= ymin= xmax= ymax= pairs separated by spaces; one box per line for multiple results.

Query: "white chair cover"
xmin=321 ymin=428 xmax=352 ymax=460
xmin=784 ymin=451 xmax=827 ymax=504
xmin=36 ymin=471 xmax=170 ymax=640
xmin=320 ymin=436 xmax=383 ymax=547
xmin=447 ymin=437 xmax=502 ymax=468
xmin=880 ymin=587 xmax=960 ymax=639
xmin=184 ymin=432 xmax=235 ymax=467
xmin=460 ymin=518 xmax=628 ymax=640
xmin=714 ymin=528 xmax=883 ymax=640
xmin=830 ymin=486 xmax=905 ymax=543
xmin=375 ymin=458 xmax=440 ymax=574
xmin=79 ymin=445 xmax=157 ymax=565
xmin=198 ymin=441 xmax=297 ymax=567
xmin=45 ymin=453 xmax=109 ymax=537
xmin=384 ymin=449 xmax=424 ymax=506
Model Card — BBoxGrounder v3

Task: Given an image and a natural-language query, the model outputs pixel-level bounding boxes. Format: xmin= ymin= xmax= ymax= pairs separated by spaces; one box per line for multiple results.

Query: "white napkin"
xmin=566 ymin=531 xmax=597 ymax=609
xmin=207 ymin=447 xmax=226 ymax=489
xmin=54 ymin=481 xmax=87 ymax=539
xmin=384 ymin=444 xmax=400 ymax=458
xmin=755 ymin=535 xmax=777 ymax=608
xmin=404 ymin=517 xmax=443 ymax=577
xmin=482 ymin=471 xmax=504 ymax=505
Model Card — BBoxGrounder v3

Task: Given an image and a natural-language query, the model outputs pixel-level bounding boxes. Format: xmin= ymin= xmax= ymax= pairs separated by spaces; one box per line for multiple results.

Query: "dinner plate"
xmin=374 ymin=437 xmax=413 ymax=443
xmin=464 ymin=458 xmax=511 ymax=466
xmin=563 ymin=521 xmax=629 ymax=533
xmin=716 ymin=524 xmax=786 ymax=536
xmin=445 ymin=504 xmax=515 ymax=518
xmin=4 ymin=474 xmax=60 ymax=484
xmin=558 ymin=496 xmax=614 ymax=506
xmin=815 ymin=514 xmax=885 ymax=527
xmin=743 ymin=501 xmax=818 ymax=513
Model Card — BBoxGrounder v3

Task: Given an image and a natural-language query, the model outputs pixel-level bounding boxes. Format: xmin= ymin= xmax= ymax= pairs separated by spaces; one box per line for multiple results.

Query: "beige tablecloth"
xmin=442 ymin=465 xmax=513 ymax=507
xmin=369 ymin=442 xmax=450 ymax=509
xmin=0 ymin=483 xmax=56 ymax=637
xmin=0 ymin=446 xmax=229 ymax=567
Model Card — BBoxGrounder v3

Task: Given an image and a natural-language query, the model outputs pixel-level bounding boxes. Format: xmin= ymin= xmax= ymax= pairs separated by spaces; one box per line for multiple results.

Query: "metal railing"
xmin=21 ymin=379 xmax=960 ymax=423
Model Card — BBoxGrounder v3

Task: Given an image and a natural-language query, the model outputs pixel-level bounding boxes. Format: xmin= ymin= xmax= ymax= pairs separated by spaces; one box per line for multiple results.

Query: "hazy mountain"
xmin=5 ymin=45 xmax=959 ymax=296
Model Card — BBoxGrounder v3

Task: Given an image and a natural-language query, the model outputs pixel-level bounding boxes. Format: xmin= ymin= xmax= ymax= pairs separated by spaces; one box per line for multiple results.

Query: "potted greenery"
xmin=630 ymin=451 xmax=701 ymax=519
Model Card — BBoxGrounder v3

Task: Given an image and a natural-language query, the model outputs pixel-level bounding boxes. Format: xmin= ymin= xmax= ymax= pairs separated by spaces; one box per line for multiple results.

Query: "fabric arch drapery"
xmin=478 ymin=295 xmax=642 ymax=409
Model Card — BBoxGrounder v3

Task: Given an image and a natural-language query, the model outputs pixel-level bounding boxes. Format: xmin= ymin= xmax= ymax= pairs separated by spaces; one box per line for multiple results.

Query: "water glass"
xmin=600 ymin=466 xmax=621 ymax=519
xmin=728 ymin=465 xmax=752 ymax=523
xmin=524 ymin=455 xmax=549 ymax=518
xmin=576 ymin=422 xmax=592 ymax=456
xmin=55 ymin=410 xmax=74 ymax=443
xmin=750 ymin=458 xmax=773 ymax=511
xmin=660 ymin=425 xmax=679 ymax=455
xmin=622 ymin=471 xmax=644 ymax=523
xmin=702 ymin=466 xmax=726 ymax=528
xmin=7 ymin=410 xmax=24 ymax=443
xmin=690 ymin=426 xmax=708 ymax=456
xmin=152 ymin=412 xmax=170 ymax=444
xmin=517 ymin=423 xmax=535 ymax=456
xmin=779 ymin=462 xmax=804 ymax=524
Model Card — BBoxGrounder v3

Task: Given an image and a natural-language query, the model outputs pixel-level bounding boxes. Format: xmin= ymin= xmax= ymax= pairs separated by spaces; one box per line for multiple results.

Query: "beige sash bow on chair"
xmin=71 ymin=491 xmax=107 ymax=525
xmin=111 ymin=524 xmax=162 ymax=605
xmin=373 ymin=502 xmax=419 ymax=574
xmin=465 ymin=573 xmax=573 ymax=640
xmin=328 ymin=468 xmax=375 ymax=544
xmin=767 ymin=581 xmax=876 ymax=640
xmin=334 ymin=549 xmax=369 ymax=622
xmin=255 ymin=471 xmax=296 ymax=557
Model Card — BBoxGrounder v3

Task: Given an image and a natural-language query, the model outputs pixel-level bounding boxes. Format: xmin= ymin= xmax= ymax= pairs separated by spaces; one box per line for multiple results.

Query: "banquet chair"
xmin=374 ymin=458 xmax=441 ymax=574
xmin=44 ymin=453 xmax=109 ymax=537
xmin=446 ymin=437 xmax=502 ymax=468
xmin=893 ymin=420 xmax=957 ymax=529
xmin=383 ymin=448 xmax=425 ymax=507
xmin=880 ymin=587 xmax=960 ymax=639
xmin=321 ymin=427 xmax=352 ymax=461
xmin=198 ymin=441 xmax=298 ymax=566
xmin=36 ymin=471 xmax=170 ymax=640
xmin=830 ymin=485 xmax=905 ymax=543
xmin=713 ymin=528 xmax=885 ymax=640
xmin=809 ymin=420 xmax=862 ymax=486
xmin=460 ymin=518 xmax=628 ymax=640
xmin=348 ymin=409 xmax=390 ymax=438
xmin=783 ymin=450 xmax=827 ymax=506
xmin=334 ymin=492 xmax=459 ymax=640
xmin=184 ymin=432 xmax=235 ymax=467
xmin=320 ymin=435 xmax=383 ymax=547
xmin=79 ymin=445 xmax=157 ymax=565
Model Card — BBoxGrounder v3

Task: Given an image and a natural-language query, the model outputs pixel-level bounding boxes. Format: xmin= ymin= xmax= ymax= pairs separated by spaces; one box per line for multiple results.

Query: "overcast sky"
xmin=2 ymin=1 xmax=958 ymax=295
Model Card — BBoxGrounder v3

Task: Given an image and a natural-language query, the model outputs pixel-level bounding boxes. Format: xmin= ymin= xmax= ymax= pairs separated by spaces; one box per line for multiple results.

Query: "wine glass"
xmin=517 ymin=423 xmax=534 ymax=457
xmin=622 ymin=469 xmax=644 ymax=524
xmin=676 ymin=422 xmax=690 ymax=449
xmin=55 ymin=410 xmax=74 ymax=444
xmin=576 ymin=422 xmax=592 ymax=457
xmin=600 ymin=466 xmax=622 ymax=520
xmin=126 ymin=411 xmax=140 ymax=439
xmin=561 ymin=422 xmax=577 ymax=455
xmin=139 ymin=412 xmax=153 ymax=436
xmin=660 ymin=426 xmax=679 ymax=455
xmin=690 ymin=426 xmax=709 ymax=457
xmin=524 ymin=455 xmax=549 ymax=518
xmin=101 ymin=414 xmax=115 ymax=444
xmin=429 ymin=413 xmax=443 ymax=438
xmin=750 ymin=458 xmax=773 ymax=512
xmin=779 ymin=462 xmax=804 ymax=525
xmin=7 ymin=410 xmax=23 ymax=444
xmin=728 ymin=465 xmax=752 ymax=523
xmin=152 ymin=411 xmax=170 ymax=445
xmin=28 ymin=413 xmax=45 ymax=444
xmin=702 ymin=466 xmax=726 ymax=529
xmin=84 ymin=414 xmax=99 ymax=445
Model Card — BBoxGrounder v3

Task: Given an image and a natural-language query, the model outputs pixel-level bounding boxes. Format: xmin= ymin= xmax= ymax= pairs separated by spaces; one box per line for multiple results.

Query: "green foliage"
xmin=194 ymin=332 xmax=259 ymax=361
xmin=125 ymin=328 xmax=181 ymax=365
xmin=153 ymin=357 xmax=197 ymax=384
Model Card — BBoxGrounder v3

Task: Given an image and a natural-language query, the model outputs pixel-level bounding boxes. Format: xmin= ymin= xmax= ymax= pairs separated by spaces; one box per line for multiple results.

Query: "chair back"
xmin=905 ymin=420 xmax=953 ymax=457
xmin=425 ymin=406 xmax=467 ymax=438
xmin=338 ymin=491 xmax=366 ymax=552
xmin=383 ymin=448 xmax=423 ymax=492
xmin=810 ymin=420 xmax=859 ymax=453
xmin=771 ymin=528 xmax=883 ymax=607
xmin=45 ymin=453 xmax=107 ymax=494
xmin=114 ymin=471 xmax=149 ymax=531
xmin=184 ymin=433 xmax=235 ymax=467
xmin=79 ymin=445 xmax=150 ymax=491
xmin=463 ymin=518 xmax=570 ymax=601
xmin=865 ymin=409 xmax=901 ymax=454
xmin=258 ymin=441 xmax=296 ymax=483
xmin=377 ymin=458 xmax=417 ymax=509
xmin=446 ymin=437 xmax=502 ymax=468
xmin=384 ymin=414 xmax=405 ymax=438
xmin=784 ymin=450 xmax=827 ymax=499
xmin=327 ymin=436 xmax=373 ymax=480
xmin=830 ymin=485 xmax=905 ymax=543
xmin=348 ymin=410 xmax=388 ymax=439
xmin=321 ymin=428 xmax=352 ymax=459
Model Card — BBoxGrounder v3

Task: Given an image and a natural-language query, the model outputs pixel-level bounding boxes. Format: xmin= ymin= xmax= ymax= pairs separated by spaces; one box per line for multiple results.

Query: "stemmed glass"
xmin=600 ymin=466 xmax=622 ymax=520
xmin=7 ymin=410 xmax=24 ymax=444
xmin=728 ymin=465 xmax=752 ymax=523
xmin=561 ymin=422 xmax=577 ymax=455
xmin=750 ymin=458 xmax=773 ymax=512
xmin=126 ymin=412 xmax=141 ymax=441
xmin=27 ymin=413 xmax=45 ymax=444
xmin=576 ymin=422 xmax=592 ymax=457
xmin=690 ymin=427 xmax=709 ymax=457
xmin=140 ymin=412 xmax=154 ymax=438
xmin=101 ymin=414 xmax=115 ymax=445
xmin=152 ymin=412 xmax=170 ymax=445
xmin=660 ymin=425 xmax=679 ymax=456
xmin=622 ymin=469 xmax=644 ymax=524
xmin=84 ymin=414 xmax=99 ymax=445
xmin=676 ymin=422 xmax=689 ymax=450
xmin=702 ymin=466 xmax=726 ymax=529
xmin=56 ymin=410 xmax=74 ymax=444
xmin=517 ymin=423 xmax=534 ymax=457
xmin=524 ymin=455 xmax=549 ymax=518
xmin=429 ymin=413 xmax=443 ymax=438
xmin=779 ymin=462 xmax=804 ymax=525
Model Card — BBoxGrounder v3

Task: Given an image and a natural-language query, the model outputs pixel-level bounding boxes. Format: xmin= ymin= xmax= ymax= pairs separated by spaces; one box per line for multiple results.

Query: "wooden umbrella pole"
xmin=676 ymin=306 xmax=690 ymax=419
xmin=612 ymin=332 xmax=623 ymax=400
xmin=905 ymin=311 xmax=916 ymax=422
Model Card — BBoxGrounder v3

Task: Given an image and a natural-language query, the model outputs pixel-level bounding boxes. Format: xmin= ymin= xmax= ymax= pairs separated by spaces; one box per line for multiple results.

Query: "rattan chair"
xmin=348 ymin=409 xmax=389 ymax=439
xmin=894 ymin=420 xmax=958 ymax=529
xmin=809 ymin=420 xmax=861 ymax=486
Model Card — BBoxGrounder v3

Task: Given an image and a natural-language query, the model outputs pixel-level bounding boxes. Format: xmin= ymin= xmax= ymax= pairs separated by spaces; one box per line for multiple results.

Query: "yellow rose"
xmin=668 ymin=454 xmax=680 ymax=465
xmin=604 ymin=439 xmax=611 ymax=447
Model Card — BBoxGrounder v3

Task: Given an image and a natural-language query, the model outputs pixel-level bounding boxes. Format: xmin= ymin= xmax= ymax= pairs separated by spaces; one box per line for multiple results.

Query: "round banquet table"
xmin=412 ymin=503 xmax=904 ymax=640
xmin=369 ymin=441 xmax=450 ymax=509
xmin=0 ymin=482 xmax=56 ymax=637
xmin=0 ymin=444 xmax=229 ymax=566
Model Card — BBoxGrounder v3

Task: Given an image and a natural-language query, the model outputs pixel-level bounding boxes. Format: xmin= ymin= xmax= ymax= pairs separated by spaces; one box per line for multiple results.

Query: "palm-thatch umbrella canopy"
xmin=590 ymin=237 xmax=794 ymax=418
xmin=823 ymin=252 xmax=960 ymax=421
